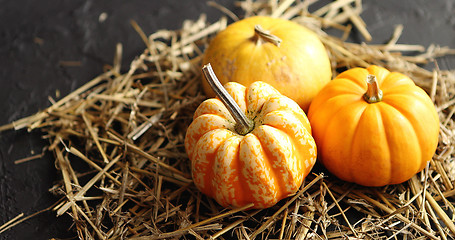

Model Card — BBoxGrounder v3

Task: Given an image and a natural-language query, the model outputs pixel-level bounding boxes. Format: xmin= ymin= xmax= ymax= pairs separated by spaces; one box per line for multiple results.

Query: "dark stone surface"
xmin=0 ymin=0 xmax=453 ymax=239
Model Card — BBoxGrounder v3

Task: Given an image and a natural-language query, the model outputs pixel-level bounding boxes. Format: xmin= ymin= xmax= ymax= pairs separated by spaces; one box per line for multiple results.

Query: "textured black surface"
xmin=0 ymin=0 xmax=454 ymax=239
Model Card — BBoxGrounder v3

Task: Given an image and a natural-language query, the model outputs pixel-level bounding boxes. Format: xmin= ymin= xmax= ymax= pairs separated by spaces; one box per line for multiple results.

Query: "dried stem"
xmin=254 ymin=24 xmax=282 ymax=47
xmin=363 ymin=74 xmax=383 ymax=103
xmin=202 ymin=63 xmax=254 ymax=135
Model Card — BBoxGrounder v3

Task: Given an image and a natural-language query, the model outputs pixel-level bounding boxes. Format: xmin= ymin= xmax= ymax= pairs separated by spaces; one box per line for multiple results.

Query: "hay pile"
xmin=1 ymin=0 xmax=455 ymax=239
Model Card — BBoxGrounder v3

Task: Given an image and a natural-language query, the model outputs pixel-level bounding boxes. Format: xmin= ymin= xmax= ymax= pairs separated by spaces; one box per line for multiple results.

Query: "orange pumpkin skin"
xmin=185 ymin=81 xmax=317 ymax=209
xmin=202 ymin=16 xmax=332 ymax=112
xmin=308 ymin=65 xmax=440 ymax=187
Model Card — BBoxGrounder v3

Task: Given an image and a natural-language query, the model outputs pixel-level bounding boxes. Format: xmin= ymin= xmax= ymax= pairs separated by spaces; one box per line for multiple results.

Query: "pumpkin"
xmin=202 ymin=16 xmax=332 ymax=111
xmin=308 ymin=65 xmax=440 ymax=187
xmin=185 ymin=64 xmax=317 ymax=209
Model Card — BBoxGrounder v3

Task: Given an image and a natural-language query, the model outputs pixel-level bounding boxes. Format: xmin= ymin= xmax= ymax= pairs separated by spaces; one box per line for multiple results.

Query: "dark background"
xmin=0 ymin=0 xmax=454 ymax=239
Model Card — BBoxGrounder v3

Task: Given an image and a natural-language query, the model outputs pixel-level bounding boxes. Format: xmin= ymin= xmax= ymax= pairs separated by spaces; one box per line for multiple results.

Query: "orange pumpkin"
xmin=202 ymin=16 xmax=332 ymax=111
xmin=185 ymin=64 xmax=317 ymax=209
xmin=308 ymin=65 xmax=440 ymax=187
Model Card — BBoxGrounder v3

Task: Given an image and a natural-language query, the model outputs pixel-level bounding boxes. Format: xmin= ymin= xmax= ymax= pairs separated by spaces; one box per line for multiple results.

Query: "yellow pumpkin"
xmin=185 ymin=65 xmax=317 ymax=209
xmin=308 ymin=65 xmax=440 ymax=187
xmin=202 ymin=16 xmax=332 ymax=111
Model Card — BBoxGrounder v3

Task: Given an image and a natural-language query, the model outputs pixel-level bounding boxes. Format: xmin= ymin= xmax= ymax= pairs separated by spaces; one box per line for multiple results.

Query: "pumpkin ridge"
xmin=237 ymin=135 xmax=256 ymax=205
xmin=382 ymin=87 xmax=436 ymax=115
xmin=193 ymin=129 xmax=233 ymax=198
xmin=336 ymin=68 xmax=369 ymax=90
xmin=382 ymin=97 xmax=431 ymax=171
xmin=261 ymin=110 xmax=307 ymax=145
xmin=317 ymin=98 xmax=365 ymax=167
xmin=210 ymin=133 xmax=236 ymax=196
xmin=346 ymin=103 xmax=370 ymax=184
xmin=205 ymin=132 xmax=230 ymax=197
xmin=351 ymin=104 xmax=398 ymax=186
xmin=253 ymin=126 xmax=290 ymax=199
xmin=381 ymin=91 xmax=413 ymax=99
xmin=239 ymin=133 xmax=279 ymax=208
xmin=285 ymin=129 xmax=311 ymax=188
xmin=377 ymin=104 xmax=395 ymax=185
xmin=380 ymin=84 xmax=419 ymax=97
xmin=340 ymin=78 xmax=368 ymax=94
xmin=377 ymin=104 xmax=421 ymax=185
xmin=380 ymin=72 xmax=416 ymax=90
xmin=194 ymin=99 xmax=235 ymax=124
xmin=382 ymin=92 xmax=436 ymax=124
xmin=259 ymin=98 xmax=315 ymax=178
xmin=233 ymin=136 xmax=249 ymax=207
xmin=185 ymin=114 xmax=233 ymax=159
xmin=212 ymin=135 xmax=244 ymax=207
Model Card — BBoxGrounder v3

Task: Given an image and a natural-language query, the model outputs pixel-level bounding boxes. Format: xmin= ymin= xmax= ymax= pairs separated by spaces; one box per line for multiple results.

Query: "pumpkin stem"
xmin=202 ymin=64 xmax=254 ymax=135
xmin=363 ymin=74 xmax=383 ymax=103
xmin=254 ymin=25 xmax=282 ymax=47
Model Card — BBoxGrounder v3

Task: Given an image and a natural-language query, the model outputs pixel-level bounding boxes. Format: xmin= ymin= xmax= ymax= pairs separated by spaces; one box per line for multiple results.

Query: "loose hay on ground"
xmin=1 ymin=0 xmax=455 ymax=239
